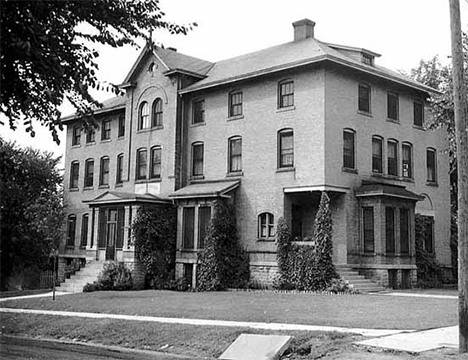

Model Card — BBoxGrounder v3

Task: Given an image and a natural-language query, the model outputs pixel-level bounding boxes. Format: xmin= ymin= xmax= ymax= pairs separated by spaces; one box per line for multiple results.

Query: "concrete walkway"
xmin=0 ymin=291 xmax=70 ymax=302
xmin=381 ymin=292 xmax=458 ymax=300
xmin=0 ymin=307 xmax=407 ymax=337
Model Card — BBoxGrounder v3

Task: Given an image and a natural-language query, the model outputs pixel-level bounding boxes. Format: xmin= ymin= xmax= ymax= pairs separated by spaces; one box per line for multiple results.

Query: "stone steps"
xmin=58 ymin=261 xmax=104 ymax=293
xmin=336 ymin=266 xmax=386 ymax=293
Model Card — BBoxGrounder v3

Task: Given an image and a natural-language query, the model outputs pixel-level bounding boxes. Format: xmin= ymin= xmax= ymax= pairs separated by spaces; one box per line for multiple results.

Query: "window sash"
xmin=279 ymin=132 xmax=294 ymax=168
xmin=84 ymin=160 xmax=94 ymax=187
xmin=427 ymin=149 xmax=436 ymax=182
xmin=80 ymin=214 xmax=89 ymax=247
xmin=343 ymin=131 xmax=355 ymax=169
xmin=150 ymin=147 xmax=161 ymax=179
xmin=192 ymin=144 xmax=204 ymax=176
xmin=198 ymin=206 xmax=211 ymax=249
xmin=363 ymin=207 xmax=374 ymax=253
xmin=118 ymin=115 xmax=125 ymax=137
xmin=139 ymin=102 xmax=150 ymax=129
xmin=136 ymin=150 xmax=147 ymax=180
xmin=116 ymin=155 xmax=124 ymax=184
xmin=72 ymin=127 xmax=81 ymax=146
xmin=400 ymin=208 xmax=410 ymax=254
xmin=413 ymin=101 xmax=423 ymax=127
xmin=279 ymin=81 xmax=294 ymax=108
xmin=86 ymin=130 xmax=95 ymax=143
xmin=229 ymin=92 xmax=243 ymax=117
xmin=229 ymin=138 xmax=242 ymax=172
xmin=152 ymin=99 xmax=163 ymax=127
xmin=258 ymin=213 xmax=274 ymax=238
xmin=387 ymin=93 xmax=399 ymax=120
xmin=67 ymin=216 xmax=76 ymax=247
xmin=193 ymin=100 xmax=205 ymax=124
xmin=182 ymin=207 xmax=195 ymax=249
xmin=70 ymin=163 xmax=79 ymax=188
xmin=100 ymin=158 xmax=109 ymax=185
xmin=102 ymin=120 xmax=111 ymax=140
xmin=358 ymin=85 xmax=370 ymax=113
xmin=402 ymin=144 xmax=412 ymax=178
xmin=372 ymin=138 xmax=383 ymax=173
xmin=385 ymin=207 xmax=395 ymax=254
xmin=387 ymin=141 xmax=398 ymax=176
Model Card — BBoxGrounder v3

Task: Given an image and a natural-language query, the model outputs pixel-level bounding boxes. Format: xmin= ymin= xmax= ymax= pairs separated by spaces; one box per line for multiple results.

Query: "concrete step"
xmin=336 ymin=266 xmax=385 ymax=293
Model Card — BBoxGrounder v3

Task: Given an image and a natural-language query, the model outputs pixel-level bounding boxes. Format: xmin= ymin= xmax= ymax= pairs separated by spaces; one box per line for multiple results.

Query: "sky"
xmin=2 ymin=0 xmax=467 ymax=162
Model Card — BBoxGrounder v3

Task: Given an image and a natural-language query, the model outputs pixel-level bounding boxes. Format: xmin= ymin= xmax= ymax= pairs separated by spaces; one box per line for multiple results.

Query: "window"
xmin=343 ymin=129 xmax=355 ymax=169
xmin=258 ymin=212 xmax=275 ymax=239
xmin=198 ymin=206 xmax=211 ymax=249
xmin=182 ymin=207 xmax=195 ymax=249
xmin=400 ymin=208 xmax=410 ymax=254
xmin=358 ymin=84 xmax=371 ymax=113
xmin=102 ymin=119 xmax=111 ymax=140
xmin=150 ymin=146 xmax=162 ymax=179
xmin=278 ymin=80 xmax=294 ymax=108
xmin=229 ymin=91 xmax=243 ymax=117
xmin=192 ymin=142 xmax=204 ymax=177
xmin=72 ymin=126 xmax=81 ymax=146
xmin=387 ymin=92 xmax=399 ymax=120
xmin=136 ymin=148 xmax=147 ymax=180
xmin=67 ymin=215 xmax=76 ymax=247
xmin=139 ymin=102 xmax=150 ymax=129
xmin=427 ymin=148 xmax=437 ymax=183
xmin=372 ymin=136 xmax=383 ymax=173
xmin=70 ymin=161 xmax=79 ymax=189
xmin=183 ymin=263 xmax=193 ymax=286
xmin=362 ymin=207 xmax=374 ymax=253
xmin=413 ymin=101 xmax=424 ymax=127
xmin=228 ymin=136 xmax=242 ymax=173
xmin=193 ymin=99 xmax=205 ymax=124
xmin=152 ymin=98 xmax=163 ymax=127
xmin=116 ymin=153 xmax=124 ymax=184
xmin=278 ymin=129 xmax=294 ymax=168
xmin=362 ymin=53 xmax=374 ymax=65
xmin=118 ymin=115 xmax=125 ymax=137
xmin=84 ymin=159 xmax=94 ymax=188
xmin=387 ymin=139 xmax=398 ymax=176
xmin=80 ymin=214 xmax=89 ymax=248
xmin=86 ymin=129 xmax=95 ymax=143
xmin=385 ymin=207 xmax=395 ymax=254
xmin=99 ymin=157 xmax=109 ymax=186
xmin=402 ymin=143 xmax=413 ymax=178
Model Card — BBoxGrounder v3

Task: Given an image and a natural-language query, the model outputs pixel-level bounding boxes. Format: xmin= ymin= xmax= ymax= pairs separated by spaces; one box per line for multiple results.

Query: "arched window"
xmin=278 ymin=129 xmax=294 ymax=168
xmin=343 ymin=129 xmax=355 ymax=169
xmin=67 ymin=215 xmax=77 ymax=247
xmin=228 ymin=136 xmax=242 ymax=173
xmin=402 ymin=142 xmax=413 ymax=178
xmin=152 ymin=98 xmax=163 ymax=127
xmin=139 ymin=102 xmax=150 ymax=129
xmin=387 ymin=139 xmax=398 ymax=176
xmin=371 ymin=135 xmax=383 ymax=174
xmin=70 ymin=161 xmax=79 ymax=189
xmin=258 ymin=212 xmax=275 ymax=239
xmin=116 ymin=153 xmax=124 ymax=184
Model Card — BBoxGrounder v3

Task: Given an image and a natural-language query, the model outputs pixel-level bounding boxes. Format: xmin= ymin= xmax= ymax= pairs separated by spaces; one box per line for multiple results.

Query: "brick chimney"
xmin=293 ymin=19 xmax=315 ymax=41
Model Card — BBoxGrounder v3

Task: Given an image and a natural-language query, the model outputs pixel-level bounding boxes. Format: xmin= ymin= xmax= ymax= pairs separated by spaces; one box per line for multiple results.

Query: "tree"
xmin=1 ymin=0 xmax=195 ymax=143
xmin=0 ymin=138 xmax=64 ymax=290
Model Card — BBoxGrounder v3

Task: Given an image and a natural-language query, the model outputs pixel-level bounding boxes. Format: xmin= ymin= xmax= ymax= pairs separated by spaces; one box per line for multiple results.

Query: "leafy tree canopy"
xmin=0 ymin=138 xmax=64 ymax=289
xmin=0 ymin=0 xmax=195 ymax=143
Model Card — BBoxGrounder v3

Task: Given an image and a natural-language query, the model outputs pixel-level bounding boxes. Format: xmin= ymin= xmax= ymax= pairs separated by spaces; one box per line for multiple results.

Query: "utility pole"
xmin=449 ymin=0 xmax=468 ymax=353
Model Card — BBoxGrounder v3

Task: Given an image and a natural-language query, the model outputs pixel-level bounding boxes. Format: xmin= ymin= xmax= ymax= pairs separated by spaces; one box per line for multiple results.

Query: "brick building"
xmin=60 ymin=19 xmax=451 ymax=289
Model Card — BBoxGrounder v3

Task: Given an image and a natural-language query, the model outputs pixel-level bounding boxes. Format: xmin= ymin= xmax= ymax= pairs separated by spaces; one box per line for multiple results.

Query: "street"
xmin=0 ymin=336 xmax=193 ymax=360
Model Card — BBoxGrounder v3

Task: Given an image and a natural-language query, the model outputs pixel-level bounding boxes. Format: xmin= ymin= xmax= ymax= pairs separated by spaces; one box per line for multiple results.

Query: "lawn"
xmin=0 ymin=290 xmax=458 ymax=330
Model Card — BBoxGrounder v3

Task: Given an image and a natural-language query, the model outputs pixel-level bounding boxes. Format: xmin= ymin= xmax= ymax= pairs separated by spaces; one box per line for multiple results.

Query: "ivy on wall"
xmin=415 ymin=213 xmax=442 ymax=287
xmin=276 ymin=191 xmax=338 ymax=291
xmin=196 ymin=200 xmax=250 ymax=291
xmin=131 ymin=206 xmax=177 ymax=289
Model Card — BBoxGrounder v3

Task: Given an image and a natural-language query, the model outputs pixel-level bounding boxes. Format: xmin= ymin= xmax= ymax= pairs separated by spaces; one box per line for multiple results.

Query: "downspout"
xmin=127 ymin=89 xmax=134 ymax=182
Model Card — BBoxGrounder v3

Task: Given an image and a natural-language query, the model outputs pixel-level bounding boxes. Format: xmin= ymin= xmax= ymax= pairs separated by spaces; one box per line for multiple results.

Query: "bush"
xmin=196 ymin=200 xmax=250 ymax=291
xmin=275 ymin=192 xmax=338 ymax=291
xmin=89 ymin=261 xmax=133 ymax=291
xmin=164 ymin=277 xmax=191 ymax=292
xmin=131 ymin=206 xmax=177 ymax=289
xmin=326 ymin=278 xmax=359 ymax=294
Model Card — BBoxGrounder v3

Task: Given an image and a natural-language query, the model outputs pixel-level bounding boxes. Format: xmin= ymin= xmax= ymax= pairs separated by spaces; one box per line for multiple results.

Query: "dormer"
xmin=325 ymin=42 xmax=381 ymax=67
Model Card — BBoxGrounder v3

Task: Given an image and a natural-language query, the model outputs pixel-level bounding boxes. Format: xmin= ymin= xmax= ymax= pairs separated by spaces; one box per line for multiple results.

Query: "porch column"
xmin=128 ymin=205 xmax=140 ymax=251
xmin=91 ymin=207 xmax=99 ymax=250
xmin=85 ymin=208 xmax=94 ymax=250
xmin=123 ymin=205 xmax=131 ymax=249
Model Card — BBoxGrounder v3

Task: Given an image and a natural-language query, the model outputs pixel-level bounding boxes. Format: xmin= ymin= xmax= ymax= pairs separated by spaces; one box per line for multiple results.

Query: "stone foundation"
xmin=358 ymin=267 xmax=417 ymax=289
xmin=249 ymin=263 xmax=278 ymax=289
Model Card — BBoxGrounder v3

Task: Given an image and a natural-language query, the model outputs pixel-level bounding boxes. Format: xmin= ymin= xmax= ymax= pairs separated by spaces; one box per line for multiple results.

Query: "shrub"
xmin=415 ymin=214 xmax=442 ymax=288
xmin=96 ymin=261 xmax=133 ymax=290
xmin=82 ymin=282 xmax=101 ymax=292
xmin=164 ymin=277 xmax=191 ymax=292
xmin=326 ymin=278 xmax=359 ymax=294
xmin=196 ymin=200 xmax=250 ymax=291
xmin=132 ymin=206 xmax=177 ymax=289
xmin=275 ymin=191 xmax=338 ymax=291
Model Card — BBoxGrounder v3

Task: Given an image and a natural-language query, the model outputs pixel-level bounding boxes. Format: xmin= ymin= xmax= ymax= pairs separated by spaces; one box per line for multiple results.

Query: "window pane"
xmin=192 ymin=144 xmax=204 ymax=176
xmin=118 ymin=115 xmax=125 ymax=137
xmin=102 ymin=120 xmax=111 ymax=140
xmin=183 ymin=207 xmax=195 ymax=249
xmin=279 ymin=131 xmax=294 ymax=167
xmin=67 ymin=216 xmax=76 ymax=247
xmin=414 ymin=101 xmax=423 ymax=127
xmin=387 ymin=141 xmax=398 ymax=176
xmin=363 ymin=207 xmax=374 ymax=252
xmin=386 ymin=207 xmax=395 ymax=253
xmin=279 ymin=81 xmax=294 ymax=108
xmin=139 ymin=102 xmax=150 ymax=129
xmin=137 ymin=149 xmax=147 ymax=180
xmin=268 ymin=214 xmax=275 ymax=237
xmin=72 ymin=126 xmax=81 ymax=146
xmin=372 ymin=137 xmax=382 ymax=173
xmin=80 ymin=214 xmax=89 ymax=247
xmin=387 ymin=93 xmax=399 ymax=120
xmin=198 ymin=206 xmax=211 ymax=249
xmin=70 ymin=162 xmax=79 ymax=188
xmin=229 ymin=138 xmax=242 ymax=172
xmin=427 ymin=149 xmax=436 ymax=182
xmin=358 ymin=85 xmax=370 ymax=113
xmin=343 ymin=131 xmax=355 ymax=169
xmin=400 ymin=208 xmax=409 ymax=254
xmin=152 ymin=99 xmax=163 ymax=127
xmin=230 ymin=92 xmax=243 ymax=117
xmin=116 ymin=154 xmax=123 ymax=184
xmin=100 ymin=158 xmax=109 ymax=185
xmin=85 ymin=160 xmax=94 ymax=187
xmin=86 ymin=130 xmax=95 ymax=143
xmin=193 ymin=100 xmax=205 ymax=124
xmin=150 ymin=147 xmax=161 ymax=179
xmin=402 ymin=144 xmax=412 ymax=178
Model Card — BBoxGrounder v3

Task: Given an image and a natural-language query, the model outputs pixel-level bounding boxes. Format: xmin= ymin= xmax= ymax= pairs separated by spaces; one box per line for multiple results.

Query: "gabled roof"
xmin=61 ymin=96 xmax=126 ymax=123
xmin=180 ymin=37 xmax=436 ymax=95
xmin=83 ymin=191 xmax=171 ymax=205
xmin=121 ymin=44 xmax=213 ymax=86
xmin=355 ymin=182 xmax=424 ymax=202
xmin=169 ymin=180 xmax=240 ymax=200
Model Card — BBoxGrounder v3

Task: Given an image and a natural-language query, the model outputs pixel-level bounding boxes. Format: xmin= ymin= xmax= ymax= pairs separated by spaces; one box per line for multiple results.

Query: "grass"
xmin=0 ymin=289 xmax=51 ymax=298
xmin=0 ymin=290 xmax=458 ymax=330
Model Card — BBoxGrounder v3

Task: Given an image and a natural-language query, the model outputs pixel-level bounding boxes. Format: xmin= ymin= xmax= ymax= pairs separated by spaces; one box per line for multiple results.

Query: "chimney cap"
xmin=167 ymin=47 xmax=177 ymax=52
xmin=292 ymin=18 xmax=316 ymax=27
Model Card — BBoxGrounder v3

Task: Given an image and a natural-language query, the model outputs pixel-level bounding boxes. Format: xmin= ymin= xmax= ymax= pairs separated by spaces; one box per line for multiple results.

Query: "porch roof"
xmin=283 ymin=184 xmax=350 ymax=193
xmin=355 ymin=182 xmax=424 ymax=202
xmin=169 ymin=180 xmax=240 ymax=200
xmin=83 ymin=191 xmax=171 ymax=206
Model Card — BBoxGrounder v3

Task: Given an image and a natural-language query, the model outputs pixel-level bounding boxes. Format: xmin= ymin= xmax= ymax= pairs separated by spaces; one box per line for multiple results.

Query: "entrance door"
xmin=105 ymin=209 xmax=117 ymax=260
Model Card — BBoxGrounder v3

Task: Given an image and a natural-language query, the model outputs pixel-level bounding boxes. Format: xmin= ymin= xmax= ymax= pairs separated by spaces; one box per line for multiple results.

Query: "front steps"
xmin=58 ymin=260 xmax=104 ymax=293
xmin=335 ymin=265 xmax=386 ymax=293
